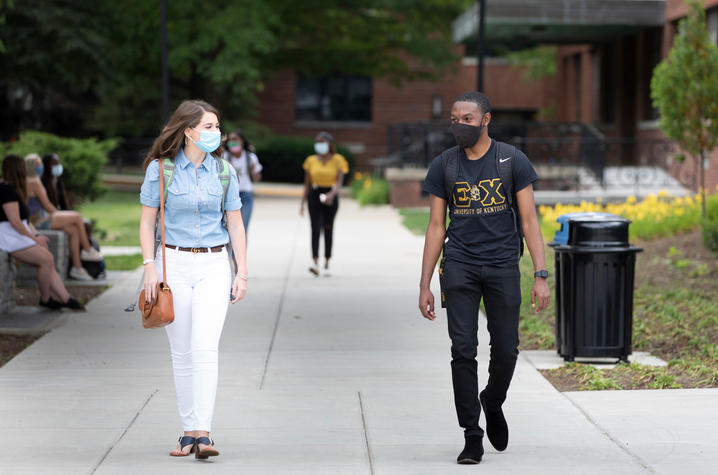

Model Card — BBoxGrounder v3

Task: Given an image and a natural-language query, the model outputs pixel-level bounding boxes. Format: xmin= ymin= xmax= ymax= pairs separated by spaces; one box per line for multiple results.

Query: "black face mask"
xmin=450 ymin=121 xmax=484 ymax=149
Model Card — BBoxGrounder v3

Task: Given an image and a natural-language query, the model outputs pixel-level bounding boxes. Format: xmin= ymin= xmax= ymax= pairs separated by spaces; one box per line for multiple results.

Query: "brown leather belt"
xmin=165 ymin=244 xmax=225 ymax=253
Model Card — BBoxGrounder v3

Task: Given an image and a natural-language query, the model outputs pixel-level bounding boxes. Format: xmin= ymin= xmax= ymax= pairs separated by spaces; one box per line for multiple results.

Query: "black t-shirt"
xmin=0 ymin=182 xmax=29 ymax=222
xmin=422 ymin=140 xmax=538 ymax=266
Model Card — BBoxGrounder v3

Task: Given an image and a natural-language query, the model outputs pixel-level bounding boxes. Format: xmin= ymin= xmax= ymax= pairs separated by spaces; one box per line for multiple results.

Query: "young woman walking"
xmin=224 ymin=130 xmax=262 ymax=234
xmin=299 ymin=132 xmax=348 ymax=277
xmin=0 ymin=155 xmax=84 ymax=310
xmin=139 ymin=100 xmax=247 ymax=459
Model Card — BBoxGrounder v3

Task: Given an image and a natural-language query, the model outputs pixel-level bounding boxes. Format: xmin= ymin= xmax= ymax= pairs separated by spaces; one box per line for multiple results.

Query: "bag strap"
xmin=216 ymin=157 xmax=232 ymax=214
xmin=158 ymin=159 xmax=168 ymax=286
xmin=496 ymin=142 xmax=515 ymax=207
xmin=161 ymin=158 xmax=175 ymax=203
xmin=441 ymin=145 xmax=461 ymax=210
xmin=495 ymin=141 xmax=524 ymax=256
xmin=124 ymin=158 xmax=170 ymax=312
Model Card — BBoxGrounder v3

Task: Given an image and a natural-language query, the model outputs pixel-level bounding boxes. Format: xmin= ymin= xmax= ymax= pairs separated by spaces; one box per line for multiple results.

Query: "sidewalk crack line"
xmin=259 ymin=218 xmax=299 ymax=390
xmin=522 ymin=353 xmax=655 ymax=473
xmin=91 ymin=389 xmax=158 ymax=474
xmin=358 ymin=391 xmax=375 ymax=475
xmin=563 ymin=391 xmax=656 ymax=473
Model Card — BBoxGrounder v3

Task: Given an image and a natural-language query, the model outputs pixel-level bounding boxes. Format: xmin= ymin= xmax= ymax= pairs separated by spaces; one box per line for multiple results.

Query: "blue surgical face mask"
xmin=189 ymin=129 xmax=221 ymax=153
xmin=35 ymin=165 xmax=44 ymax=176
xmin=52 ymin=164 xmax=63 ymax=177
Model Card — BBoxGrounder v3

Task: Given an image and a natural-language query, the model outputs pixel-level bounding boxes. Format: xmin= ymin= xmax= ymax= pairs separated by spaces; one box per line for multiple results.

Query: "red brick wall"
xmin=255 ymin=56 xmax=556 ymax=171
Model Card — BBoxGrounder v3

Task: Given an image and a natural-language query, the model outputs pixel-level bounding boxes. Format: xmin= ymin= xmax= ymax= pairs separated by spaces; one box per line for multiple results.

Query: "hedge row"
xmin=1 ymin=131 xmax=118 ymax=203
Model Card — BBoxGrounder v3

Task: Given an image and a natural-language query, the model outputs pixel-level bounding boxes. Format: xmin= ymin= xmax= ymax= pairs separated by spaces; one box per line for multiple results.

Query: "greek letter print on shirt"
xmin=422 ymin=140 xmax=538 ymax=266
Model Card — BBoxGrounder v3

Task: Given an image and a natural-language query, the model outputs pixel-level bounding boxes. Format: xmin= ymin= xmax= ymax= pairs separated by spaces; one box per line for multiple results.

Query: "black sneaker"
xmin=39 ymin=297 xmax=63 ymax=311
xmin=457 ymin=435 xmax=483 ymax=464
xmin=62 ymin=297 xmax=86 ymax=311
xmin=480 ymin=389 xmax=509 ymax=451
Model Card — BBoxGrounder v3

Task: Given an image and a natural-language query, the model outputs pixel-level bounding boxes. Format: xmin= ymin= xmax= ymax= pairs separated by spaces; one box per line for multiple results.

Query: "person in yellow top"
xmin=300 ymin=131 xmax=349 ymax=277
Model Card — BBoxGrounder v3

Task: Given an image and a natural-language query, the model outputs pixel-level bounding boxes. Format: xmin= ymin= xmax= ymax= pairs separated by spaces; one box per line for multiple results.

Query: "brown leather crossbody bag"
xmin=138 ymin=159 xmax=174 ymax=328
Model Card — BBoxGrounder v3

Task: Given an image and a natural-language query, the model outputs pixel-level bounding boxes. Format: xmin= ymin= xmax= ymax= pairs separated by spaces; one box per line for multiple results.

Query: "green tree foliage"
xmin=1 ymin=0 xmax=472 ymax=137
xmin=650 ymin=0 xmax=718 ymax=220
xmin=505 ymin=45 xmax=557 ymax=82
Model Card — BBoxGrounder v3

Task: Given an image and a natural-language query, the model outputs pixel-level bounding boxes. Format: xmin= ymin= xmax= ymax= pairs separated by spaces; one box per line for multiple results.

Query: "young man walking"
xmin=419 ymin=91 xmax=550 ymax=464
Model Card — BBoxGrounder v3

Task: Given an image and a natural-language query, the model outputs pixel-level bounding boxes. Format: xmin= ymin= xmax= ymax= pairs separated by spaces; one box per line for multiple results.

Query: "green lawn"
xmin=398 ymin=208 xmax=431 ymax=235
xmin=79 ymin=191 xmax=141 ymax=247
xmin=104 ymin=253 xmax=143 ymax=271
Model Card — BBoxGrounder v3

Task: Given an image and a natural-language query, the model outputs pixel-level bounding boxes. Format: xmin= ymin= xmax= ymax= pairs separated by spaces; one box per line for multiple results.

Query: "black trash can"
xmin=549 ymin=213 xmax=642 ymax=362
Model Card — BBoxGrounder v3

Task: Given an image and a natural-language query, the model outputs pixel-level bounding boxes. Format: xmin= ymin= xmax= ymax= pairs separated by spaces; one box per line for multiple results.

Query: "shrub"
xmin=1 ymin=130 xmax=119 ymax=203
xmin=254 ymin=134 xmax=354 ymax=183
xmin=702 ymin=194 xmax=718 ymax=253
xmin=352 ymin=174 xmax=390 ymax=206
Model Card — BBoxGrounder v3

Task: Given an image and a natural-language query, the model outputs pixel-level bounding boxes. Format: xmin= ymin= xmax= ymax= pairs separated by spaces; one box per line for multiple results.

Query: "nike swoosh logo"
xmin=499 ymin=157 xmax=511 ymax=163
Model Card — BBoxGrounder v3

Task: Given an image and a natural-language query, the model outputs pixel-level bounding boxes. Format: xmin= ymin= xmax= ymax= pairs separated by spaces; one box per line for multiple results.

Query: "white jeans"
xmin=156 ymin=246 xmax=231 ymax=432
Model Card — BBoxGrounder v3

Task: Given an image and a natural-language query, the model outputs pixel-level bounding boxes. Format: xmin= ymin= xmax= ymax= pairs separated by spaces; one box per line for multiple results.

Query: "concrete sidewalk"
xmin=0 ymin=197 xmax=715 ymax=474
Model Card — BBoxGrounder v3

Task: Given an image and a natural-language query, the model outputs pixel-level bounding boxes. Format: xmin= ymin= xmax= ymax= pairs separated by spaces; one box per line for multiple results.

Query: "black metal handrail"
xmin=386 ymin=121 xmax=607 ymax=182
xmin=384 ymin=120 xmax=696 ymax=192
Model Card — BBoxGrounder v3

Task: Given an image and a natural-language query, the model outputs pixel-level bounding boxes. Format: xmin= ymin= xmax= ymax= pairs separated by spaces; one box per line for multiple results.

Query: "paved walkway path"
xmin=1 ymin=197 xmax=715 ymax=474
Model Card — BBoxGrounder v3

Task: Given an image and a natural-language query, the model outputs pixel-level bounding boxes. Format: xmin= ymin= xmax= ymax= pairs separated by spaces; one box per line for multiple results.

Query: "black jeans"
xmin=307 ymin=187 xmax=339 ymax=260
xmin=443 ymin=259 xmax=521 ymax=437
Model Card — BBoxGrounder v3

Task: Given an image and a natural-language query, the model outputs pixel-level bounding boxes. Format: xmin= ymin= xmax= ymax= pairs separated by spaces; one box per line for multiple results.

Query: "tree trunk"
xmin=700 ymin=149 xmax=707 ymax=222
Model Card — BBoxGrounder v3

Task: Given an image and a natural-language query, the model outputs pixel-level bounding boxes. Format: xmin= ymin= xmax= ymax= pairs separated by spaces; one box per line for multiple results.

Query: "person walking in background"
xmin=23 ymin=153 xmax=102 ymax=281
xmin=418 ymin=92 xmax=550 ymax=464
xmin=139 ymin=99 xmax=247 ymax=460
xmin=299 ymin=132 xmax=348 ymax=277
xmin=224 ymin=130 xmax=262 ymax=234
xmin=1 ymin=155 xmax=85 ymax=310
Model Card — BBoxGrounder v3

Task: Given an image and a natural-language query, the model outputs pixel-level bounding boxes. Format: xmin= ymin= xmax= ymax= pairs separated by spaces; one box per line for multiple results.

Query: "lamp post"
xmin=161 ymin=0 xmax=169 ymax=124
xmin=477 ymin=0 xmax=486 ymax=92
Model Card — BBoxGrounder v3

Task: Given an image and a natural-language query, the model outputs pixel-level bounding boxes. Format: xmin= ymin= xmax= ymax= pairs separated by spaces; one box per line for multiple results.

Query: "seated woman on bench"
xmin=24 ymin=153 xmax=103 ymax=281
xmin=1 ymin=154 xmax=84 ymax=310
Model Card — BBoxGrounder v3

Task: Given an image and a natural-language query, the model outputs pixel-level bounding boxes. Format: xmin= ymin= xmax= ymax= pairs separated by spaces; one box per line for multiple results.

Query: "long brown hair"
xmin=2 ymin=154 xmax=28 ymax=203
xmin=143 ymin=99 xmax=223 ymax=169
xmin=42 ymin=153 xmax=70 ymax=209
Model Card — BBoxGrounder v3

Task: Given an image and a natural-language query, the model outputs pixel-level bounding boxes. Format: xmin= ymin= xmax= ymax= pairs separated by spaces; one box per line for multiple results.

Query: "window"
xmin=296 ymin=75 xmax=372 ymax=122
xmin=641 ymin=28 xmax=662 ymax=121
xmin=599 ymin=43 xmax=615 ymax=124
xmin=708 ymin=7 xmax=718 ymax=46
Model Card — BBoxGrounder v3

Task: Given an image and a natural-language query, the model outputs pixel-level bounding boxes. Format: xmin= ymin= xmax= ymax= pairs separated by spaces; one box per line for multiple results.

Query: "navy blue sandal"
xmin=170 ymin=435 xmax=196 ymax=457
xmin=195 ymin=437 xmax=219 ymax=459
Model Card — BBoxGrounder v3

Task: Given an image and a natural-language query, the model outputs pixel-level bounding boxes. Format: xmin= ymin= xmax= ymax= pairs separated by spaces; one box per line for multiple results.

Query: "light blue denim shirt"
xmin=140 ymin=148 xmax=242 ymax=248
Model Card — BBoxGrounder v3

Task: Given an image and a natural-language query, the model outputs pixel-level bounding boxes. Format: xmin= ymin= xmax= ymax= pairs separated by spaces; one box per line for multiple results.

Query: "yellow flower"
xmin=626 ymin=195 xmax=637 ymax=205
xmin=354 ymin=172 xmax=363 ymax=180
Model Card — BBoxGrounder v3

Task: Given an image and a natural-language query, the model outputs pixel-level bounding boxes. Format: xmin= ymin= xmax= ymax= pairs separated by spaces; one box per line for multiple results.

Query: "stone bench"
xmin=0 ymin=250 xmax=16 ymax=314
xmin=12 ymin=230 xmax=70 ymax=289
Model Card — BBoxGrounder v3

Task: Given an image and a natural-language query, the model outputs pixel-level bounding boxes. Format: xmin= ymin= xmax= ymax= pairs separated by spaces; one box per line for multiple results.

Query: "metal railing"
xmin=384 ymin=120 xmax=695 ymax=192
xmin=386 ymin=121 xmax=606 ymax=179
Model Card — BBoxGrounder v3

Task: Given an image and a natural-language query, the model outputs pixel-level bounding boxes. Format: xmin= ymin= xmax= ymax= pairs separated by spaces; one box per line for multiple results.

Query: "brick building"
xmin=254 ymin=53 xmax=555 ymax=172
xmin=255 ymin=0 xmax=718 ymax=192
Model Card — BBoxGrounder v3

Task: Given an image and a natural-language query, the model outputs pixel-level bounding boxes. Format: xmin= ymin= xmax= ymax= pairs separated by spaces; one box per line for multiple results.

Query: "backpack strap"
xmin=441 ymin=145 xmax=461 ymax=209
xmin=495 ymin=142 xmax=524 ymax=256
xmin=161 ymin=158 xmax=175 ymax=203
xmin=216 ymin=157 xmax=232 ymax=214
